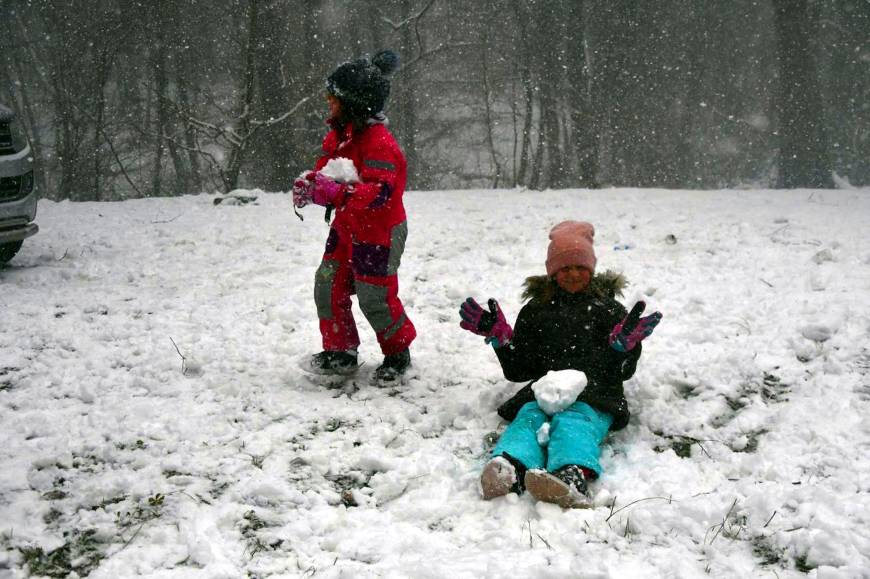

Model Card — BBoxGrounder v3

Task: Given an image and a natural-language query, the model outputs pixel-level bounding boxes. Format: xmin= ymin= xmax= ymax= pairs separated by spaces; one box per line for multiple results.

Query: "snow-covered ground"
xmin=1 ymin=189 xmax=869 ymax=579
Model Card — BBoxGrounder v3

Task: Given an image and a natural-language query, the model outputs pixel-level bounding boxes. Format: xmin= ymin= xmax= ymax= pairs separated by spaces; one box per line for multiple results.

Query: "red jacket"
xmin=314 ymin=118 xmax=408 ymax=246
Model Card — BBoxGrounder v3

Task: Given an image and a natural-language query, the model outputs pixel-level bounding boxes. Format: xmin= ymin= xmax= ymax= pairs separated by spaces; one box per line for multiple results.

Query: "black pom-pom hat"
xmin=326 ymin=50 xmax=400 ymax=118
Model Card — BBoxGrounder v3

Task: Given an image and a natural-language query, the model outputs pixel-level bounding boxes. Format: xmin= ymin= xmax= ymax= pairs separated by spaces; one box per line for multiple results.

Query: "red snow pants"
xmin=314 ymin=221 xmax=416 ymax=356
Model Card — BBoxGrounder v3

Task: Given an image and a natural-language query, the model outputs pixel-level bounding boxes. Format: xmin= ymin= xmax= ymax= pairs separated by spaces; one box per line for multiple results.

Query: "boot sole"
xmin=372 ymin=363 xmax=412 ymax=387
xmin=524 ymin=470 xmax=592 ymax=509
xmin=299 ymin=356 xmax=360 ymax=376
xmin=308 ymin=365 xmax=359 ymax=376
xmin=480 ymin=458 xmax=516 ymax=500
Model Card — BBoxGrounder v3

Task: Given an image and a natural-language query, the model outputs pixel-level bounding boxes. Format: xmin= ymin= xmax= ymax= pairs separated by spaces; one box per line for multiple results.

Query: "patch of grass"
xmin=70 ymin=452 xmax=106 ymax=473
xmin=672 ymin=379 xmax=700 ymax=399
xmin=20 ymin=529 xmax=104 ymax=578
xmin=43 ymin=508 xmax=63 ymax=525
xmin=91 ymin=495 xmax=126 ymax=511
xmin=209 ymin=480 xmax=231 ymax=499
xmin=724 ymin=394 xmax=748 ymax=412
xmin=310 ymin=417 xmax=359 ymax=435
xmin=240 ymin=510 xmax=283 ymax=559
xmin=325 ymin=472 xmax=371 ymax=493
xmin=115 ymin=439 xmax=148 ymax=451
xmin=732 ymin=429 xmax=769 ymax=453
xmin=241 ymin=510 xmax=268 ymax=533
xmin=0 ymin=366 xmax=18 ymax=391
xmin=760 ymin=372 xmax=790 ymax=402
xmin=705 ymin=499 xmax=747 ymax=544
xmin=325 ymin=472 xmax=372 ymax=508
xmin=751 ymin=537 xmax=785 ymax=567
xmin=795 ymin=554 xmax=815 ymax=573
xmin=116 ymin=493 xmax=164 ymax=528
xmin=652 ymin=432 xmax=712 ymax=458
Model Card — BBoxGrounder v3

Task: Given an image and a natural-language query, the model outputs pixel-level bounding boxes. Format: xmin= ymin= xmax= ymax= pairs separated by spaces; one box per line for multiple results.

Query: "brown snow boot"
xmin=480 ymin=454 xmax=526 ymax=500
xmin=524 ymin=465 xmax=592 ymax=508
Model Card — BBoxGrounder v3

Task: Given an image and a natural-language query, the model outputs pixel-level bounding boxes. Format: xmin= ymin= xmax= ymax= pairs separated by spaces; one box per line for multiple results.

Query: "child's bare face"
xmin=326 ymin=94 xmax=342 ymax=119
xmin=555 ymin=265 xmax=591 ymax=294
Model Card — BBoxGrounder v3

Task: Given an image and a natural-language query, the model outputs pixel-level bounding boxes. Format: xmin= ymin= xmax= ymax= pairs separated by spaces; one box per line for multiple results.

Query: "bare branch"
xmin=400 ymin=42 xmax=477 ymax=74
xmin=379 ymin=0 xmax=438 ymax=30
xmin=69 ymin=102 xmax=145 ymax=198
xmin=169 ymin=337 xmax=187 ymax=375
xmin=249 ymin=95 xmax=313 ymax=129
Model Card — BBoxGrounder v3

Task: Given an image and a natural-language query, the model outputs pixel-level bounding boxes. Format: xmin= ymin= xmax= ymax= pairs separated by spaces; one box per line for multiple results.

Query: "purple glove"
xmin=310 ymin=172 xmax=346 ymax=207
xmin=292 ymin=176 xmax=313 ymax=208
xmin=608 ymin=301 xmax=662 ymax=352
xmin=459 ymin=298 xmax=514 ymax=348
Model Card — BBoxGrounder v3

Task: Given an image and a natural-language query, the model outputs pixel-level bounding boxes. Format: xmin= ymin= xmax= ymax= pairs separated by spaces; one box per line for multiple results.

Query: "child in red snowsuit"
xmin=293 ymin=50 xmax=416 ymax=382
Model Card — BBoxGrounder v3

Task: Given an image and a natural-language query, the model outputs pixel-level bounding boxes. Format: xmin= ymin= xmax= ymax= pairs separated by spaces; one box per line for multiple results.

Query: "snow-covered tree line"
xmin=0 ymin=0 xmax=868 ymax=201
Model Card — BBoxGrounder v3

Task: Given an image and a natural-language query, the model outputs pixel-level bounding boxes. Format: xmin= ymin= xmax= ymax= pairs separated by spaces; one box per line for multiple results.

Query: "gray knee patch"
xmin=356 ymin=281 xmax=392 ymax=331
xmin=387 ymin=221 xmax=408 ymax=276
xmin=314 ymin=260 xmax=340 ymax=319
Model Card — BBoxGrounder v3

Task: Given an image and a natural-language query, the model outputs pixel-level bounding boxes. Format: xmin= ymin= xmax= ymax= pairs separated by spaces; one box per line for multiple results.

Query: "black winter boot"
xmin=308 ymin=350 xmax=359 ymax=375
xmin=373 ymin=349 xmax=411 ymax=383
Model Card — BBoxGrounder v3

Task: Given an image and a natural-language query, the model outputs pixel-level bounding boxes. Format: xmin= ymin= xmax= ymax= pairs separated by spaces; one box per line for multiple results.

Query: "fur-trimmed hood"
xmin=521 ymin=270 xmax=627 ymax=303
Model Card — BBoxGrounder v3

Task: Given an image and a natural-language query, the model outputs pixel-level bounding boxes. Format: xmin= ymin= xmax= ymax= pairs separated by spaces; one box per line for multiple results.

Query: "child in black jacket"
xmin=459 ymin=221 xmax=661 ymax=507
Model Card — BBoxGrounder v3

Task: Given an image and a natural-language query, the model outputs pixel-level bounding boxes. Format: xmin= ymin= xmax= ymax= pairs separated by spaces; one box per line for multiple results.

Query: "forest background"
xmin=1 ymin=0 xmax=868 ymax=201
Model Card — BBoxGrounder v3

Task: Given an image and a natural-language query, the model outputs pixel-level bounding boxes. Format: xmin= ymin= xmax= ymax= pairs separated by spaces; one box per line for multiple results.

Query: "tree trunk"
xmin=566 ymin=2 xmax=599 ymax=188
xmin=223 ymin=0 xmax=259 ymax=192
xmin=394 ymin=0 xmax=420 ymax=188
xmin=151 ymin=43 xmax=167 ymax=197
xmin=528 ymin=5 xmax=563 ymax=190
xmin=176 ymin=54 xmax=203 ymax=192
xmin=772 ymin=0 xmax=833 ymax=188
xmin=481 ymin=3 xmax=503 ymax=188
xmin=92 ymin=42 xmax=113 ymax=201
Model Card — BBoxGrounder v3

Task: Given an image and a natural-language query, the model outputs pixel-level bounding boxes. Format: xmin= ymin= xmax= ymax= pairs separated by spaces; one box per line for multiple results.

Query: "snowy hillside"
xmin=1 ymin=189 xmax=869 ymax=578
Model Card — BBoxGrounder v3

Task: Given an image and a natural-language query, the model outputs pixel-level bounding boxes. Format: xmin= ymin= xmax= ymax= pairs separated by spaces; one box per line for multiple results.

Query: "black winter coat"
xmin=494 ymin=272 xmax=641 ymax=431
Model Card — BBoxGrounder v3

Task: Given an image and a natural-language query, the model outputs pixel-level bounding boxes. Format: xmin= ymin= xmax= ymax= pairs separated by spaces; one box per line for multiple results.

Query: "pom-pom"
xmin=372 ymin=50 xmax=400 ymax=76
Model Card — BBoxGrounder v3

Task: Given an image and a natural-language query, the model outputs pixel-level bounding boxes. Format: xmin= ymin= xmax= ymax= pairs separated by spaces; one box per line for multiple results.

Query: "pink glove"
xmin=310 ymin=172 xmax=347 ymax=207
xmin=608 ymin=301 xmax=662 ymax=352
xmin=292 ymin=175 xmax=314 ymax=208
xmin=459 ymin=298 xmax=514 ymax=348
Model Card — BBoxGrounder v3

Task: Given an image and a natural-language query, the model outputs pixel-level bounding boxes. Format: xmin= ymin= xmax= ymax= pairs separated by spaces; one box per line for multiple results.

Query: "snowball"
xmin=532 ymin=370 xmax=587 ymax=416
xmin=320 ymin=158 xmax=360 ymax=184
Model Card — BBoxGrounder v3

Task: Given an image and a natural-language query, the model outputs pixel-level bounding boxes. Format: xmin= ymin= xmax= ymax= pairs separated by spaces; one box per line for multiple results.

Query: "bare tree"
xmin=5 ymin=0 xmax=868 ymax=198
xmin=772 ymin=0 xmax=833 ymax=188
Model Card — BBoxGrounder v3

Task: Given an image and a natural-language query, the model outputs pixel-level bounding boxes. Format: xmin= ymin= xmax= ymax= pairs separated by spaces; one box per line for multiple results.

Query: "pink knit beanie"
xmin=545 ymin=221 xmax=596 ymax=277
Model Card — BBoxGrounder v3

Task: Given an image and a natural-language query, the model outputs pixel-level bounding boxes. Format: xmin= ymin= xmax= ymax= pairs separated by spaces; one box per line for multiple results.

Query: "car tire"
xmin=0 ymin=240 xmax=23 ymax=264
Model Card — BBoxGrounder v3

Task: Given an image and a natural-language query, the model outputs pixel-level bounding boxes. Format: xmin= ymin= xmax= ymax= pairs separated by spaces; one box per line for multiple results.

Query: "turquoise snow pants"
xmin=492 ymin=401 xmax=613 ymax=476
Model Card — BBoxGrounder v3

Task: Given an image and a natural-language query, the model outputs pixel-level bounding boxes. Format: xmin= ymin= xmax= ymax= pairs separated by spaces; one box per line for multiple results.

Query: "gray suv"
xmin=0 ymin=103 xmax=37 ymax=264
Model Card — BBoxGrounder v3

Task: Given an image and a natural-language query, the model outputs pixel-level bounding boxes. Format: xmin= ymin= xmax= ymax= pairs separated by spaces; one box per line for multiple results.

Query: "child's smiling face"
xmin=555 ymin=265 xmax=591 ymax=294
